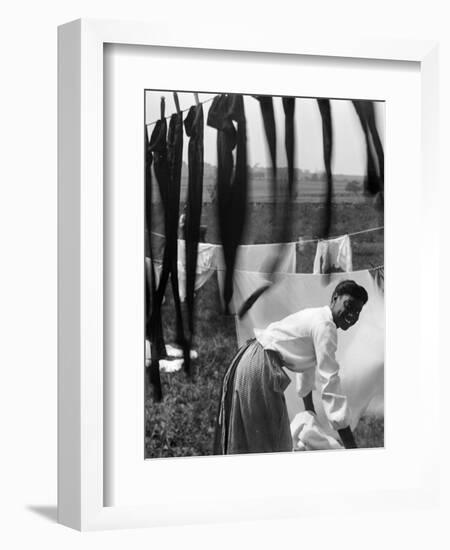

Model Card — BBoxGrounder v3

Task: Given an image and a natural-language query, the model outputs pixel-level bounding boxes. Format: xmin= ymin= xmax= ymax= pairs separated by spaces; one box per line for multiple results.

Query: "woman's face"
xmin=330 ymin=293 xmax=365 ymax=330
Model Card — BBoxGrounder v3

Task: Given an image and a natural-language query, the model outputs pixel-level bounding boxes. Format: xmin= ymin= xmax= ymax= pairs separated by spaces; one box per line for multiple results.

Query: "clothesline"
xmin=151 ymin=256 xmax=384 ymax=275
xmin=299 ymin=225 xmax=384 ymax=243
xmin=150 ymin=226 xmax=384 ymax=246
xmin=145 ymin=96 xmax=215 ymax=127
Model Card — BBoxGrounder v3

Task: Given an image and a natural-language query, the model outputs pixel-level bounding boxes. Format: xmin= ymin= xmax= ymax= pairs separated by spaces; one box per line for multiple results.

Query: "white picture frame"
xmin=58 ymin=18 xmax=439 ymax=531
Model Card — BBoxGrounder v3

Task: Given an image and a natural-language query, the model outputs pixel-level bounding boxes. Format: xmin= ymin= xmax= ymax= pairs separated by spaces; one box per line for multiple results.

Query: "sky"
xmin=145 ymin=91 xmax=385 ymax=176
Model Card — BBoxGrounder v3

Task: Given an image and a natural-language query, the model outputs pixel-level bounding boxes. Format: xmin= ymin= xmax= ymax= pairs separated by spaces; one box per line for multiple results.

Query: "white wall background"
xmin=0 ymin=1 xmax=448 ymax=548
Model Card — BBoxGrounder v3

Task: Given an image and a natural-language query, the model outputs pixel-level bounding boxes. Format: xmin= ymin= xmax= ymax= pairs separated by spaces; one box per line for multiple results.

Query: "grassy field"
xmin=145 ymin=196 xmax=384 ymax=458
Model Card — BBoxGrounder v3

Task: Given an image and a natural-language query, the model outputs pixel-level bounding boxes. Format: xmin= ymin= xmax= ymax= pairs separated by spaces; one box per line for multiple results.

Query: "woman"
xmin=214 ymin=279 xmax=368 ymax=454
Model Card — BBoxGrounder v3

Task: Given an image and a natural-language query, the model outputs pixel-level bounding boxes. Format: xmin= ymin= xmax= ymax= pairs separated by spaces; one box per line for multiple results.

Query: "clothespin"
xmin=173 ymin=92 xmax=181 ymax=114
xmin=194 ymin=93 xmax=200 ymax=106
xmin=160 ymin=96 xmax=165 ymax=119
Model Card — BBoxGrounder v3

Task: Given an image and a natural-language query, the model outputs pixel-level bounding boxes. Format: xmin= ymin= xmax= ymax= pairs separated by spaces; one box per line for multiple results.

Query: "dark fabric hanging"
xmin=150 ymin=118 xmax=170 ymax=211
xmin=238 ymin=97 xmax=296 ymax=319
xmin=282 ymin=97 xmax=296 ymax=201
xmin=165 ymin=111 xmax=187 ymax=353
xmin=317 ymin=98 xmax=333 ymax=239
xmin=183 ymin=103 xmax=204 ymax=374
xmin=207 ymin=94 xmax=248 ymax=314
xmin=145 ymin=126 xmax=152 ymax=326
xmin=254 ymin=96 xmax=277 ymax=196
xmin=147 ymin=103 xmax=187 ymax=400
xmin=144 ymin=126 xmax=154 ymax=332
xmin=352 ymin=100 xmax=384 ymax=201
xmin=146 ymin=115 xmax=169 ymax=400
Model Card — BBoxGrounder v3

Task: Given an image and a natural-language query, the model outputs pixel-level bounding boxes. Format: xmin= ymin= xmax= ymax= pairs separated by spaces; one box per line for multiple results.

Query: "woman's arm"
xmin=337 ymin=426 xmax=358 ymax=449
xmin=303 ymin=391 xmax=316 ymax=414
xmin=312 ymin=322 xmax=352 ymax=432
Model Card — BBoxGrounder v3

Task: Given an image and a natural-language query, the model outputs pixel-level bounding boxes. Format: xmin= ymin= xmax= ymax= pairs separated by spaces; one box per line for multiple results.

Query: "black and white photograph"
xmin=144 ymin=90 xmax=384 ymax=458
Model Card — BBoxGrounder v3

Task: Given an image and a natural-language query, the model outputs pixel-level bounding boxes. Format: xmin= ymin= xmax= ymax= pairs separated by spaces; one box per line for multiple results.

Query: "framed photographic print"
xmin=58 ymin=18 xmax=439 ymax=530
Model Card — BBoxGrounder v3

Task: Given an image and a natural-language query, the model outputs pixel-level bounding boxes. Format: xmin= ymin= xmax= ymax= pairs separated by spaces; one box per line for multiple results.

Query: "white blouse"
xmin=254 ymin=305 xmax=350 ymax=430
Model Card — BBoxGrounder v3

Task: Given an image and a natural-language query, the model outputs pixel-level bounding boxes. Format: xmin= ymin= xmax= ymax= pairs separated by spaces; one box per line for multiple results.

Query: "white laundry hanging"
xmin=216 ymin=242 xmax=297 ymax=313
xmin=313 ymin=234 xmax=353 ymax=274
xmin=176 ymin=240 xmax=219 ymax=301
xmin=146 ymin=240 xmax=219 ymax=302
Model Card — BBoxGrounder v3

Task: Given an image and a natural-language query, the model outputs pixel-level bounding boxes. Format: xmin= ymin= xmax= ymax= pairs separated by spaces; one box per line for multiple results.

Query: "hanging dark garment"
xmin=145 ymin=127 xmax=154 ymax=330
xmin=183 ymin=103 xmax=204 ymax=374
xmin=238 ymin=97 xmax=296 ymax=319
xmin=145 ymin=126 xmax=163 ymax=322
xmin=352 ymin=100 xmax=384 ymax=201
xmin=317 ymin=98 xmax=333 ymax=239
xmin=282 ymin=97 xmax=296 ymax=201
xmin=146 ymin=107 xmax=187 ymax=399
xmin=144 ymin=129 xmax=152 ymax=381
xmin=254 ymin=96 xmax=277 ymax=196
xmin=165 ymin=111 xmax=187 ymax=354
xmin=146 ymin=116 xmax=170 ymax=399
xmin=207 ymin=94 xmax=248 ymax=314
xmin=150 ymin=118 xmax=170 ymax=211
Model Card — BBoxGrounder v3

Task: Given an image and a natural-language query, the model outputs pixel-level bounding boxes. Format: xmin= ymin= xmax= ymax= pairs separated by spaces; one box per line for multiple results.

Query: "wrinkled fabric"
xmin=207 ymin=94 xmax=248 ymax=313
xmin=145 ymin=126 xmax=154 ymax=334
xmin=313 ymin=234 xmax=353 ymax=274
xmin=317 ymin=99 xmax=333 ymax=239
xmin=149 ymin=242 xmax=218 ymax=302
xmin=216 ymin=242 xmax=297 ymax=313
xmin=146 ymin=114 xmax=171 ymax=398
xmin=231 ymin=269 xmax=384 ymax=432
xmin=214 ymin=339 xmax=292 ymax=455
xmin=177 ymin=241 xmax=217 ymax=300
xmin=147 ymin=106 xmax=187 ymax=399
xmin=291 ymin=411 xmax=343 ymax=451
xmin=183 ymin=104 xmax=204 ymax=372
xmin=165 ymin=111 xmax=187 ymax=350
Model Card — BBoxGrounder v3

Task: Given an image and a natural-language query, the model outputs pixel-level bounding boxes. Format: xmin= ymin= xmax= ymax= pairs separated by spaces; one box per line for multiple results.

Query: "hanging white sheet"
xmin=146 ymin=241 xmax=218 ymax=301
xmin=216 ymin=242 xmax=297 ymax=313
xmin=176 ymin=240 xmax=218 ymax=300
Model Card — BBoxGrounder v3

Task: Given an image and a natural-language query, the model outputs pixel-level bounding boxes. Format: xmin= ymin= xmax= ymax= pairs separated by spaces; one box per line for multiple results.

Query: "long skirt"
xmin=214 ymin=339 xmax=292 ymax=454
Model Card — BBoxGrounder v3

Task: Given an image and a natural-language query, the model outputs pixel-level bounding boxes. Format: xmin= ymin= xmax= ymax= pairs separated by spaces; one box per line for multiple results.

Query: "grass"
xmin=354 ymin=416 xmax=384 ymax=448
xmin=145 ymin=199 xmax=384 ymax=458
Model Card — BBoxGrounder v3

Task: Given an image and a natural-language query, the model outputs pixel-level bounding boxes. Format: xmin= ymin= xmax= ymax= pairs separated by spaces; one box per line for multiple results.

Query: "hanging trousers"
xmin=317 ymin=98 xmax=333 ymax=239
xmin=165 ymin=112 xmax=187 ymax=351
xmin=183 ymin=103 xmax=204 ymax=374
xmin=207 ymin=94 xmax=248 ymax=314
xmin=254 ymin=95 xmax=277 ymax=198
xmin=147 ymin=108 xmax=186 ymax=399
xmin=352 ymin=100 xmax=384 ymax=200
xmin=147 ymin=117 xmax=170 ymax=398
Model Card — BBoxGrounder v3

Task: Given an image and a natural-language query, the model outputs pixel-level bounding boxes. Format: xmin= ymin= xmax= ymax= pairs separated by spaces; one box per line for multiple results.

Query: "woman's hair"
xmin=331 ymin=280 xmax=368 ymax=304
